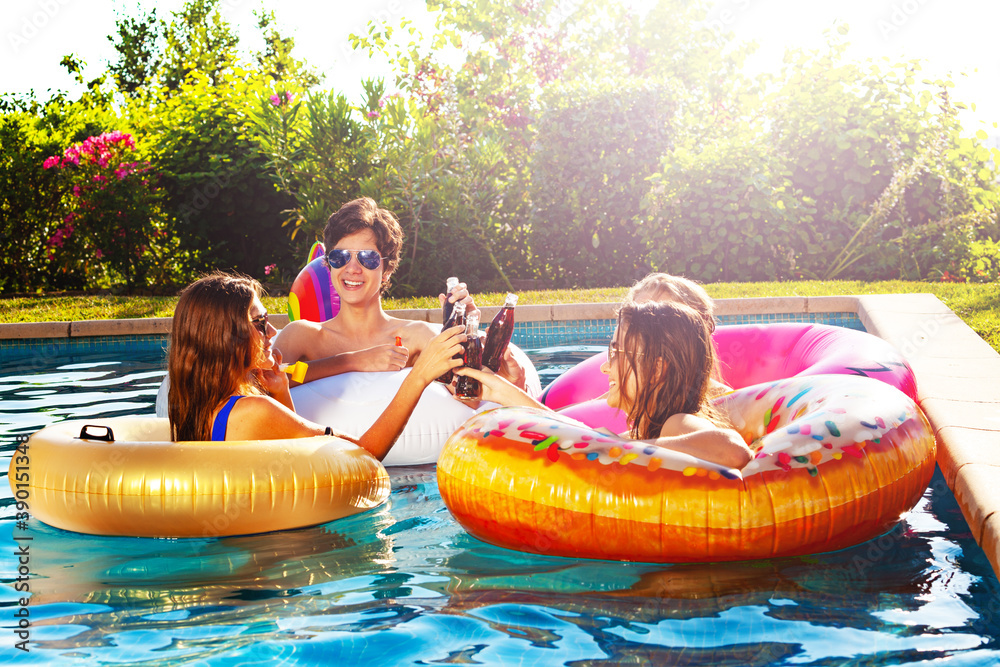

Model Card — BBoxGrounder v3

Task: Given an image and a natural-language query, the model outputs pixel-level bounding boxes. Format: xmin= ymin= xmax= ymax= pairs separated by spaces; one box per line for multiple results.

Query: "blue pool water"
xmin=2 ymin=316 xmax=1000 ymax=665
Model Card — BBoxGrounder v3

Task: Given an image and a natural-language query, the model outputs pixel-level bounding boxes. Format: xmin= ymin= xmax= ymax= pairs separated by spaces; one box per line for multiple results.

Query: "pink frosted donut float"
xmin=547 ymin=322 xmax=917 ymax=433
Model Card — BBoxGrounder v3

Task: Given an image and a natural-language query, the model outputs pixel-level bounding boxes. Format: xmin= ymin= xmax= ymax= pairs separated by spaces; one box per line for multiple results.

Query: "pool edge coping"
xmin=4 ymin=293 xmax=999 ymax=580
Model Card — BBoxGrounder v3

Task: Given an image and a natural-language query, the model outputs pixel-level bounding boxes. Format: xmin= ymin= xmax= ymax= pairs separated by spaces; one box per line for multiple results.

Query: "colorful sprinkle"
xmin=808 ymin=467 xmax=819 ymax=477
xmin=581 ymin=435 xmax=592 ymax=441
xmin=609 ymin=446 xmax=623 ymax=458
xmin=860 ymin=420 xmax=878 ymax=429
xmin=517 ymin=422 xmax=537 ymax=431
xmin=800 ymin=424 xmax=811 ymax=436
xmin=521 ymin=431 xmax=548 ymax=441
xmin=842 ymin=445 xmax=863 ymax=459
xmin=787 ymin=425 xmax=800 ymax=434
xmin=708 ymin=471 xmax=721 ymax=481
xmin=810 ymin=451 xmax=823 ymax=465
xmin=787 ymin=387 xmax=811 ymax=408
xmin=682 ymin=467 xmax=697 ymax=477
xmin=876 ymin=416 xmax=885 ymax=429
xmin=777 ymin=452 xmax=792 ymax=465
xmin=643 ymin=446 xmax=657 ymax=455
xmin=547 ymin=443 xmax=560 ymax=462
xmin=587 ymin=452 xmax=599 ymax=461
xmin=794 ymin=455 xmax=809 ymax=464
xmin=534 ymin=436 xmax=559 ymax=451
xmin=647 ymin=458 xmax=662 ymax=472
xmin=765 ymin=414 xmax=780 ymax=434
xmin=620 ymin=453 xmax=639 ymax=465
xmin=571 ymin=453 xmax=586 ymax=460
xmin=573 ymin=442 xmax=589 ymax=449
xmin=832 ymin=452 xmax=842 ymax=460
xmin=825 ymin=421 xmax=841 ymax=437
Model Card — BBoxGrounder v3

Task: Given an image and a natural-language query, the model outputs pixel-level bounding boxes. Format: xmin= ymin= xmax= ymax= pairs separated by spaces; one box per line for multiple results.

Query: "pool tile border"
xmin=3 ymin=293 xmax=1000 ymax=580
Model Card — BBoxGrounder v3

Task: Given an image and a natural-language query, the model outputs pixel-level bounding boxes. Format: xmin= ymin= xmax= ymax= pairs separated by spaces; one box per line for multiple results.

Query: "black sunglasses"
xmin=251 ymin=312 xmax=269 ymax=336
xmin=326 ymin=248 xmax=383 ymax=270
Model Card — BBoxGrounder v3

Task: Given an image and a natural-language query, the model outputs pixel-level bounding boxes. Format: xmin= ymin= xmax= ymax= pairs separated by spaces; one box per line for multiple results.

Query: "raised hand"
xmin=351 ymin=343 xmax=410 ymax=372
xmin=439 ymin=281 xmax=480 ymax=323
xmin=411 ymin=325 xmax=466 ymax=385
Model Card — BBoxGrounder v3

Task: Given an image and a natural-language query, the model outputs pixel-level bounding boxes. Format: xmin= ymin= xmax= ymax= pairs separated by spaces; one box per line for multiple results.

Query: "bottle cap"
xmin=446 ymin=277 xmax=459 ymax=291
xmin=505 ymin=293 xmax=518 ymax=306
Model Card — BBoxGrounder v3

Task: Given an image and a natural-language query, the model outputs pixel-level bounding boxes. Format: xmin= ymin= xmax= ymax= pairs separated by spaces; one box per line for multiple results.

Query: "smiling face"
xmin=329 ymin=229 xmax=387 ymax=306
xmin=249 ymin=296 xmax=277 ymax=369
xmin=601 ymin=323 xmax=640 ymax=414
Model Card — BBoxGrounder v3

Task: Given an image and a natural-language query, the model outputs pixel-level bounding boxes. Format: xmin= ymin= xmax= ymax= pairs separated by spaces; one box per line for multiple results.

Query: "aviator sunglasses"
xmin=250 ymin=312 xmax=269 ymax=336
xmin=326 ymin=248 xmax=383 ymax=270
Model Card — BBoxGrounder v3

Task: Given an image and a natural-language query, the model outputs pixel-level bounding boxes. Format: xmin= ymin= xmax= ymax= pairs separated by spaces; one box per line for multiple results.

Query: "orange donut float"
xmin=437 ymin=374 xmax=936 ymax=562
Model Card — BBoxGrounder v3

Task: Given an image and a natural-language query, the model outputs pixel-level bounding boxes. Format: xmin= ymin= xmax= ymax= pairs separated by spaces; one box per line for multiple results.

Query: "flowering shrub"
xmin=43 ymin=131 xmax=173 ymax=290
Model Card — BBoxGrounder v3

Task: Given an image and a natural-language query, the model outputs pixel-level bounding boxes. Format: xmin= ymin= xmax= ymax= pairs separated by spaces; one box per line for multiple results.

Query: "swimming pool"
xmin=2 ymin=316 xmax=999 ymax=665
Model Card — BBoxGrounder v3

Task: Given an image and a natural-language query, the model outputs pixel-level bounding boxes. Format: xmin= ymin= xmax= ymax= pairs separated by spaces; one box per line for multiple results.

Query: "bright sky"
xmin=3 ymin=0 xmax=998 ymax=133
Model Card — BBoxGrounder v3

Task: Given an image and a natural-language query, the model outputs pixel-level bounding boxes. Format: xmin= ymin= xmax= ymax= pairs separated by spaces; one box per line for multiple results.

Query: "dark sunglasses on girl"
xmin=326 ymin=248 xmax=383 ymax=270
xmin=251 ymin=312 xmax=269 ymax=336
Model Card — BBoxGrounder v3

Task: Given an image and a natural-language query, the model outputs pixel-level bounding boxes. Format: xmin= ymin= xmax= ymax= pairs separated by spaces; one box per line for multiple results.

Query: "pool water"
xmin=2 ymin=326 xmax=1000 ymax=665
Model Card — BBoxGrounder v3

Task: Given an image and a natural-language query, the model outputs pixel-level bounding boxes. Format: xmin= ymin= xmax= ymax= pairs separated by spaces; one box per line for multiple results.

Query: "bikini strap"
xmin=211 ymin=395 xmax=244 ymax=441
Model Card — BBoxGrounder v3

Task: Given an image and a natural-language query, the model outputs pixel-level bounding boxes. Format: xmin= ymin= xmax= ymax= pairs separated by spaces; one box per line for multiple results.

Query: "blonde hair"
xmin=626 ymin=273 xmax=715 ymax=332
xmin=168 ymin=272 xmax=265 ymax=441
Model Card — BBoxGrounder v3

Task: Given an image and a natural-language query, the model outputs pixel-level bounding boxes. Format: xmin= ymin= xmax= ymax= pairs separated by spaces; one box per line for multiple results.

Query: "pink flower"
xmin=285 ymin=91 xmax=294 ymax=103
xmin=93 ymin=174 xmax=106 ymax=182
xmin=72 ymin=185 xmax=81 ymax=196
xmin=367 ymin=110 xmax=380 ymax=119
xmin=43 ymin=156 xmax=60 ymax=169
xmin=264 ymin=263 xmax=277 ymax=275
xmin=95 ymin=249 xmax=104 ymax=259
xmin=269 ymin=94 xmax=281 ymax=106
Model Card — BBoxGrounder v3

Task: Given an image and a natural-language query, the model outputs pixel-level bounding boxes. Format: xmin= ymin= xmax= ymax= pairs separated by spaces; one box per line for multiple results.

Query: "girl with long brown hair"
xmin=168 ymin=272 xmax=466 ymax=460
xmin=454 ymin=300 xmax=751 ymax=469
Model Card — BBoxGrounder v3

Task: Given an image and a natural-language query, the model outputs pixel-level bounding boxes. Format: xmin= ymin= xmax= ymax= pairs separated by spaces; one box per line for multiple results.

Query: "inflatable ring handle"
xmin=78 ymin=424 xmax=115 ymax=442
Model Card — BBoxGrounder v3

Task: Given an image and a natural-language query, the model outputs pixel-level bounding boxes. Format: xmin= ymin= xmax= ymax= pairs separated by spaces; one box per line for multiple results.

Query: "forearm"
xmin=645 ymin=428 xmax=752 ymax=470
xmin=356 ymin=372 xmax=426 ymax=460
xmin=297 ymin=351 xmax=365 ymax=383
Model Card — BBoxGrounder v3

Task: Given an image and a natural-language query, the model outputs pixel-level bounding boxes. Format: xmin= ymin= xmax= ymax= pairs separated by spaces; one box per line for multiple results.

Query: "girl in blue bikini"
xmin=167 ymin=272 xmax=465 ymax=460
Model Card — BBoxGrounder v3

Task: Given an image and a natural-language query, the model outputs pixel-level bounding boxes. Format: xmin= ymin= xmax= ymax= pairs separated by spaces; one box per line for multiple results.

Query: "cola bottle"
xmin=482 ymin=293 xmax=518 ymax=372
xmin=455 ymin=312 xmax=482 ymax=399
xmin=441 ymin=276 xmax=459 ymax=324
xmin=437 ymin=301 xmax=466 ymax=384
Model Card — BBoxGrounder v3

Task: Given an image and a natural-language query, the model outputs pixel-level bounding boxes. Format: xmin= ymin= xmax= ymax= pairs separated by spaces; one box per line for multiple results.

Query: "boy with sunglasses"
xmin=274 ymin=198 xmax=528 ymax=389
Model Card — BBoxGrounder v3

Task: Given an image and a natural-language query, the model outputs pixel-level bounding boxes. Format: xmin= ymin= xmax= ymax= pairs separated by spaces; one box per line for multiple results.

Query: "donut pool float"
xmin=548 ymin=322 xmax=918 ymax=432
xmin=13 ymin=417 xmax=389 ymax=538
xmin=438 ymin=374 xmax=935 ymax=562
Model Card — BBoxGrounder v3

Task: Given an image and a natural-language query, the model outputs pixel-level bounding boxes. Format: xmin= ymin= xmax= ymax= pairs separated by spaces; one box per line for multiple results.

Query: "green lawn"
xmin=2 ymin=280 xmax=998 ymax=352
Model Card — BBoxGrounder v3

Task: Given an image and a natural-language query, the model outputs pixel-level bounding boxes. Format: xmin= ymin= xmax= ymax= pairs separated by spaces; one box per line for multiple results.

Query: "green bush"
xmin=529 ymin=79 xmax=678 ymax=287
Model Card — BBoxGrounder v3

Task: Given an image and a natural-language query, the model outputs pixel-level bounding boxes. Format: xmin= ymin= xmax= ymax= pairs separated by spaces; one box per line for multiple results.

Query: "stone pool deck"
xmin=3 ymin=293 xmax=999 ymax=579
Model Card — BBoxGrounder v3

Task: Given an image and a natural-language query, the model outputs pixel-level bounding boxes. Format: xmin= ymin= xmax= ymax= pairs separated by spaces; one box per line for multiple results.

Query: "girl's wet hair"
xmin=168 ymin=271 xmax=265 ymax=441
xmin=615 ymin=300 xmax=730 ymax=440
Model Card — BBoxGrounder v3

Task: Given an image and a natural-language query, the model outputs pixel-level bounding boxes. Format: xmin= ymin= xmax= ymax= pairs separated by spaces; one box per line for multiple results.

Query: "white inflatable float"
xmin=155 ymin=372 xmax=495 ymax=466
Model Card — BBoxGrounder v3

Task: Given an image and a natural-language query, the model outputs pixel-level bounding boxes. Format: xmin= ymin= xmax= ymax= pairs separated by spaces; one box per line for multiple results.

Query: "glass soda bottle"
xmin=455 ymin=312 xmax=482 ymax=399
xmin=437 ymin=301 xmax=466 ymax=384
xmin=482 ymin=293 xmax=518 ymax=372
xmin=442 ymin=277 xmax=459 ymax=324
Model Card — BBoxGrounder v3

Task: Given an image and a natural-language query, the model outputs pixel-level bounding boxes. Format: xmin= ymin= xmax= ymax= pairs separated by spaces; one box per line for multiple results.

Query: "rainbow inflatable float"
xmin=438 ymin=373 xmax=935 ymax=562
xmin=287 ymin=241 xmax=340 ymax=323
